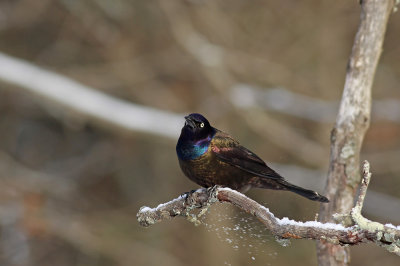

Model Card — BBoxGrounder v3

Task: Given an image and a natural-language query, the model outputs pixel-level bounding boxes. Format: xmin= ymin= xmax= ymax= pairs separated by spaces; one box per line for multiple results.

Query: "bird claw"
xmin=181 ymin=189 xmax=197 ymax=199
xmin=206 ymin=185 xmax=220 ymax=197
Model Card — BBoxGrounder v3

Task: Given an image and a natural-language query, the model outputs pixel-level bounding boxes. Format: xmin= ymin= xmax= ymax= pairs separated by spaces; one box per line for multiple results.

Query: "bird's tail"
xmin=256 ymin=178 xmax=329 ymax=203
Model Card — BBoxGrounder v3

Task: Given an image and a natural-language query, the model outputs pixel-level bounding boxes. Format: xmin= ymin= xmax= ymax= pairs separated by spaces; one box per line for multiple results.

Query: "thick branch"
xmin=317 ymin=1 xmax=396 ymax=265
xmin=137 ymin=162 xmax=400 ymax=255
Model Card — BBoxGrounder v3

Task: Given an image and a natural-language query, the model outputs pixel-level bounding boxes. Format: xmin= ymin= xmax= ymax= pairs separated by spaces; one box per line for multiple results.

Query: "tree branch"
xmin=137 ymin=161 xmax=400 ymax=255
xmin=317 ymin=0 xmax=396 ymax=265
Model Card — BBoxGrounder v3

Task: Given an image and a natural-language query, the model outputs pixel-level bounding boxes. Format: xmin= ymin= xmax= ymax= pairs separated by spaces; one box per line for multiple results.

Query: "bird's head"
xmin=181 ymin=113 xmax=213 ymax=140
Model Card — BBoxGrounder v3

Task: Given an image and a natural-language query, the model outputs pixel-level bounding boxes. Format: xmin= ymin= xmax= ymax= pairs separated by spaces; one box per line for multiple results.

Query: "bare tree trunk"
xmin=316 ymin=1 xmax=396 ymax=265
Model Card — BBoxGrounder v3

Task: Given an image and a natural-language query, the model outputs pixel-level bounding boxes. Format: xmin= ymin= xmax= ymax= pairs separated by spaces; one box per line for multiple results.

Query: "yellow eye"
xmin=200 ymin=122 xmax=204 ymax=128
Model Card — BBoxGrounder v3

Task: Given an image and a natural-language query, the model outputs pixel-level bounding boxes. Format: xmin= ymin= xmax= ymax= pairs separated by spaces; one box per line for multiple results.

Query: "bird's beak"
xmin=184 ymin=116 xmax=196 ymax=129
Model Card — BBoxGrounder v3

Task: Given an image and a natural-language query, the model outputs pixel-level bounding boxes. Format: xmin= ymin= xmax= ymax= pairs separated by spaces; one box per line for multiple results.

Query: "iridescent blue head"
xmin=176 ymin=113 xmax=216 ymax=160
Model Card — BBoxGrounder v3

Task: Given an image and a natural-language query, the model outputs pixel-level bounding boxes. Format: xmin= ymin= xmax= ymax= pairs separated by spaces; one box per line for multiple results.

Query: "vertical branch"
xmin=317 ymin=1 xmax=395 ymax=265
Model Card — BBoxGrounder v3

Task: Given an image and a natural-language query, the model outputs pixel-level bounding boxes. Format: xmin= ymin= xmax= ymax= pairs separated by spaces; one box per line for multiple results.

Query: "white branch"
xmin=0 ymin=52 xmax=182 ymax=139
xmin=231 ymin=84 xmax=400 ymax=123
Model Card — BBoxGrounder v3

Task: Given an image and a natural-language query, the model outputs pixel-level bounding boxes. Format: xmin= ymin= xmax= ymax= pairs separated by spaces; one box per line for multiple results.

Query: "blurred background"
xmin=0 ymin=0 xmax=399 ymax=265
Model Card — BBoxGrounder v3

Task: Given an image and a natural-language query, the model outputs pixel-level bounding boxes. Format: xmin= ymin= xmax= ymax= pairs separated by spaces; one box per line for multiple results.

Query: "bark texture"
xmin=316 ymin=1 xmax=396 ymax=265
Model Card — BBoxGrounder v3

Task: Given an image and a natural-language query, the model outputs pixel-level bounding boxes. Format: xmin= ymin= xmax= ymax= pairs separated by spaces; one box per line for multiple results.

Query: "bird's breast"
xmin=176 ymin=139 xmax=211 ymax=161
xmin=178 ymin=150 xmax=218 ymax=187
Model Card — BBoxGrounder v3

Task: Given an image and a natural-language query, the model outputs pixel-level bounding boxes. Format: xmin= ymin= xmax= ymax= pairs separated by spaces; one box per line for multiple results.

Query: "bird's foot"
xmin=206 ymin=185 xmax=220 ymax=198
xmin=196 ymin=186 xmax=220 ymax=218
xmin=181 ymin=189 xmax=197 ymax=200
xmin=181 ymin=187 xmax=219 ymax=222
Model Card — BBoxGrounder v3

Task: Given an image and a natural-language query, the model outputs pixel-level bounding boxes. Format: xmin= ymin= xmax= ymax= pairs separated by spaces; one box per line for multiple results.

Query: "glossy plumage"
xmin=176 ymin=113 xmax=328 ymax=203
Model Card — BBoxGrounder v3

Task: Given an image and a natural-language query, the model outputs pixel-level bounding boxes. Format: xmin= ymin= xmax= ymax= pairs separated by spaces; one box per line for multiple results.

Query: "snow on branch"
xmin=137 ymin=161 xmax=400 ymax=255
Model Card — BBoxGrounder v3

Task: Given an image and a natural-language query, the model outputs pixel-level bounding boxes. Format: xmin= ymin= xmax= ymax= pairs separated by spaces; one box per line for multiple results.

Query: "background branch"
xmin=231 ymin=84 xmax=400 ymax=124
xmin=0 ymin=52 xmax=182 ymax=139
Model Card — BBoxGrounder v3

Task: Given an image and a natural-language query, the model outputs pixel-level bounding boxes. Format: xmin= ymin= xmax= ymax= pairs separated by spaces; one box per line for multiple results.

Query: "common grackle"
xmin=176 ymin=113 xmax=328 ymax=202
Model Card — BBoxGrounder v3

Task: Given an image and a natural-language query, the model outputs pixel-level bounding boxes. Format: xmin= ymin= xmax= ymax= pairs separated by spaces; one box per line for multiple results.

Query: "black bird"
xmin=176 ymin=113 xmax=328 ymax=203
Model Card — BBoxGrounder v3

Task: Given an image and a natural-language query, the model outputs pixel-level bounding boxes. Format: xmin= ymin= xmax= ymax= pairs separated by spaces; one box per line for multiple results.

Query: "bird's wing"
xmin=211 ymin=131 xmax=283 ymax=180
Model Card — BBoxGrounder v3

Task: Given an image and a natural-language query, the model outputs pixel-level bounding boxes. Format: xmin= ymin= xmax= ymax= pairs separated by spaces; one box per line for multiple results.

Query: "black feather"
xmin=176 ymin=113 xmax=329 ymax=203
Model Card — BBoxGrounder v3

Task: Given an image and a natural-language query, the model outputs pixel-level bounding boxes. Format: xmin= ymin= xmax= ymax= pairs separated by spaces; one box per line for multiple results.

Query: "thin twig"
xmin=353 ymin=161 xmax=371 ymax=214
xmin=350 ymin=161 xmax=400 ymax=255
